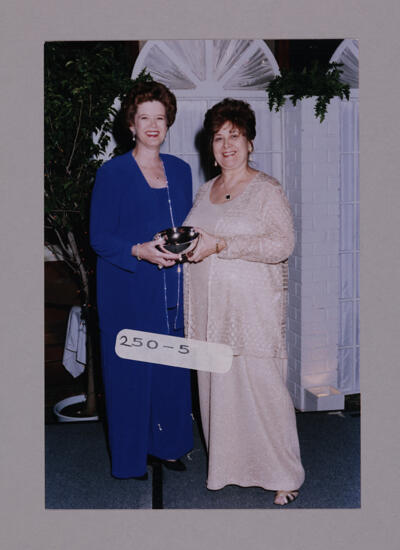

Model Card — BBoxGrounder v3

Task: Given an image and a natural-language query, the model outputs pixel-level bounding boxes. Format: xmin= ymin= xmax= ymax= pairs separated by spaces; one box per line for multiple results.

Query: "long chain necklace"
xmin=160 ymin=161 xmax=180 ymax=333
xmin=165 ymin=175 xmax=176 ymax=229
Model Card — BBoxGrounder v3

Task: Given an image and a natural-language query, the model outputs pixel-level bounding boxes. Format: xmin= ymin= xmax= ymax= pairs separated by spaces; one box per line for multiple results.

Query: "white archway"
xmin=95 ymin=39 xmax=361 ymax=409
xmin=131 ymin=40 xmax=282 ymax=195
xmin=330 ymin=38 xmax=359 ymax=89
xmin=132 ymin=39 xmax=280 ymax=96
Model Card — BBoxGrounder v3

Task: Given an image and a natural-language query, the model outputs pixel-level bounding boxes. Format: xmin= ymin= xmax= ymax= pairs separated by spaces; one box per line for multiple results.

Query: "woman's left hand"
xmin=186 ymin=228 xmax=225 ymax=263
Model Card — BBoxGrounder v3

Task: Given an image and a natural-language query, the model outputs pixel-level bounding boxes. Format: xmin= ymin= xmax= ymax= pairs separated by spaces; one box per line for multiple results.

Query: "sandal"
xmin=274 ymin=490 xmax=299 ymax=506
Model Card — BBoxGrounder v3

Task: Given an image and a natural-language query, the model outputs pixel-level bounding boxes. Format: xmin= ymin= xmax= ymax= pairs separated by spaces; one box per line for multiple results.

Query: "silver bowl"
xmin=153 ymin=226 xmax=199 ymax=255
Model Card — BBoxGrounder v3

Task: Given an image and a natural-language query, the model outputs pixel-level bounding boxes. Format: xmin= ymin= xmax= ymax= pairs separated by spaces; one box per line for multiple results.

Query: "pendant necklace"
xmin=221 ymin=171 xmax=253 ymax=201
xmin=136 ymin=157 xmax=166 ymax=188
xmin=221 ymin=178 xmax=232 ymax=200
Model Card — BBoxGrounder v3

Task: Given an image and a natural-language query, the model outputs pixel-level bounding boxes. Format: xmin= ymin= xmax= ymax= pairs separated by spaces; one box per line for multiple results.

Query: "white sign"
xmin=115 ymin=329 xmax=232 ymax=374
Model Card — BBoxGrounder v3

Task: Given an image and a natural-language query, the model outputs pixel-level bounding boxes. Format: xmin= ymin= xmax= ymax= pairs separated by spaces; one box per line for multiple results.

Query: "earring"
xmin=131 ymin=130 xmax=136 ymax=142
xmin=248 ymin=144 xmax=254 ymax=162
xmin=214 ymin=160 xmax=218 ymax=167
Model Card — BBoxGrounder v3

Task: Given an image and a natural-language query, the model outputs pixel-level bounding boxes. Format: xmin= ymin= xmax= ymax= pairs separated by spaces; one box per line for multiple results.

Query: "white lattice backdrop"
xmin=331 ymin=40 xmax=360 ymax=395
xmin=337 ymin=91 xmax=360 ymax=394
xmin=133 ymin=40 xmax=282 ymax=196
xmin=95 ymin=39 xmax=360 ymax=409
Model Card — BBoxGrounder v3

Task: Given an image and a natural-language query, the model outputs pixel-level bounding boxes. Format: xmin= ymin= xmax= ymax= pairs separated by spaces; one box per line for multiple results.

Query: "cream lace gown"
xmin=184 ymin=172 xmax=305 ymax=491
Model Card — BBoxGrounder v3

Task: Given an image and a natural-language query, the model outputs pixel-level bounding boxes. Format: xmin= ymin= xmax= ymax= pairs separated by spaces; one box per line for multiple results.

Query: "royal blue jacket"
xmin=90 ymin=151 xmax=193 ymax=335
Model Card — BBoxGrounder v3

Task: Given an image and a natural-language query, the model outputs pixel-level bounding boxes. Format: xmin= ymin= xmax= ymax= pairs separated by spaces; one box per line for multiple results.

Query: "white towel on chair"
xmin=62 ymin=306 xmax=86 ymax=378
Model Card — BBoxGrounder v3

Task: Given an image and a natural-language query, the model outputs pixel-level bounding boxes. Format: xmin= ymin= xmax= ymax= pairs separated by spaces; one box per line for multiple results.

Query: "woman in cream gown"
xmin=184 ymin=98 xmax=305 ymax=505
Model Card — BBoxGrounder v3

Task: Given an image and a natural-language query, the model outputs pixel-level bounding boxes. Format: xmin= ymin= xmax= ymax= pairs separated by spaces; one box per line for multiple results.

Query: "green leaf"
xmin=44 ymin=41 xmax=150 ymax=284
xmin=266 ymin=61 xmax=350 ymax=122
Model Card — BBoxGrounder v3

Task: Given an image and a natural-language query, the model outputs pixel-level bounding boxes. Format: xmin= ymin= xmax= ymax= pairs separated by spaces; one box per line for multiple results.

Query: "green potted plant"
xmin=266 ymin=61 xmax=350 ymax=122
xmin=44 ymin=41 xmax=152 ymax=418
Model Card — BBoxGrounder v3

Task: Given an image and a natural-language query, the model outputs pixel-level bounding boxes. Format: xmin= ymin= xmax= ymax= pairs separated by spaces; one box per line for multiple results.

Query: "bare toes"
xmin=274 ymin=490 xmax=299 ymax=506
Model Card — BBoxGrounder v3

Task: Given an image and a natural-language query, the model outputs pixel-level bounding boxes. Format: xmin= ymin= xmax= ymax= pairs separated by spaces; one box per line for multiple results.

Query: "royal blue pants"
xmin=100 ymin=317 xmax=193 ymax=478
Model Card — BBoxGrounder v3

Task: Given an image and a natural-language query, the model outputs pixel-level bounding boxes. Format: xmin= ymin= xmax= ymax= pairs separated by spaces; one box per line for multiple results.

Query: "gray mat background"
xmin=1 ymin=0 xmax=399 ymax=549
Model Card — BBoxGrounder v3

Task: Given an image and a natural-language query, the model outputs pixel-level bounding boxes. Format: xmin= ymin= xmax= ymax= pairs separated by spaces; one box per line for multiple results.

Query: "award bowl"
xmin=153 ymin=226 xmax=199 ymax=254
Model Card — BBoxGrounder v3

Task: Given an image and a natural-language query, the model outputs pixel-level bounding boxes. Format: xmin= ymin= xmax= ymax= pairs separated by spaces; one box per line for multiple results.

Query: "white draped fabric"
xmin=62 ymin=306 xmax=87 ymax=378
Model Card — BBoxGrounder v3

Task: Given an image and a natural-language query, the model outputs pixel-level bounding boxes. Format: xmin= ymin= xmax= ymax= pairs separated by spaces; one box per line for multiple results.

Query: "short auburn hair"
xmin=203 ymin=98 xmax=256 ymax=150
xmin=123 ymin=80 xmax=177 ymax=128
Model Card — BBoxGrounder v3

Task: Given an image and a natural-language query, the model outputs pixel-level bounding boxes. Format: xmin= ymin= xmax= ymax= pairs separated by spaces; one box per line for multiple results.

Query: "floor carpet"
xmin=45 ymin=410 xmax=360 ymax=509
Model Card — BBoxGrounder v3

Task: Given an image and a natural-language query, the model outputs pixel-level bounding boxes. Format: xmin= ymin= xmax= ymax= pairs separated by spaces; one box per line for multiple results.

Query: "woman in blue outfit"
xmin=90 ymin=81 xmax=193 ymax=479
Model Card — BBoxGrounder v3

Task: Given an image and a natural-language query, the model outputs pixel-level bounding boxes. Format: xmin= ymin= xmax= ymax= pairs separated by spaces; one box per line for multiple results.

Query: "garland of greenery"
xmin=266 ymin=62 xmax=350 ymax=122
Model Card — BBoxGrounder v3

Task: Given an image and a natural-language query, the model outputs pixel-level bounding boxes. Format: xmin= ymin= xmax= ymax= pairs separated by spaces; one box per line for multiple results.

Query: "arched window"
xmin=330 ymin=38 xmax=359 ymax=89
xmin=131 ymin=40 xmax=282 ymax=195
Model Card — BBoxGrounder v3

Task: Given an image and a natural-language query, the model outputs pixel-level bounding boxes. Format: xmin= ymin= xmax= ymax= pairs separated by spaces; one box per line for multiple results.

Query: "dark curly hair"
xmin=203 ymin=98 xmax=256 ymax=154
xmin=122 ymin=80 xmax=177 ymax=128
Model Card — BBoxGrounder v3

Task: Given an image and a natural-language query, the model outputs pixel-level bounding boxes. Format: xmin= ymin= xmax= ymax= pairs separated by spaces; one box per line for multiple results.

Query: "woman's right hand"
xmin=131 ymin=238 xmax=181 ymax=268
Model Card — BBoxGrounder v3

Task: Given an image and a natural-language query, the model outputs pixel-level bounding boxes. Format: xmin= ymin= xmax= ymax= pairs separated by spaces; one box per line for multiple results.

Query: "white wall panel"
xmin=340 ymin=253 xmax=354 ymax=299
xmin=340 ymin=204 xmax=354 ymax=251
xmin=129 ymin=38 xmax=360 ymax=407
xmin=169 ymin=100 xmax=207 ymax=154
xmin=338 ymin=348 xmax=354 ymax=391
xmin=251 ymin=153 xmax=273 ymax=176
xmin=338 ymin=92 xmax=359 ymax=394
xmin=340 ymin=155 xmax=355 ymax=202
xmin=248 ymin=101 xmax=274 ymax=151
xmin=179 ymin=154 xmax=203 ymax=198
xmin=340 ymin=301 xmax=354 ymax=347
xmin=356 ymin=251 xmax=360 ymax=299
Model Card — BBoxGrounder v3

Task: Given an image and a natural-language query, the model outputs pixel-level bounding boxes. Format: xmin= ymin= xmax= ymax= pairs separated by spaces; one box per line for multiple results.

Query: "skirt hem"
xmin=206 ymin=478 xmax=304 ymax=492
